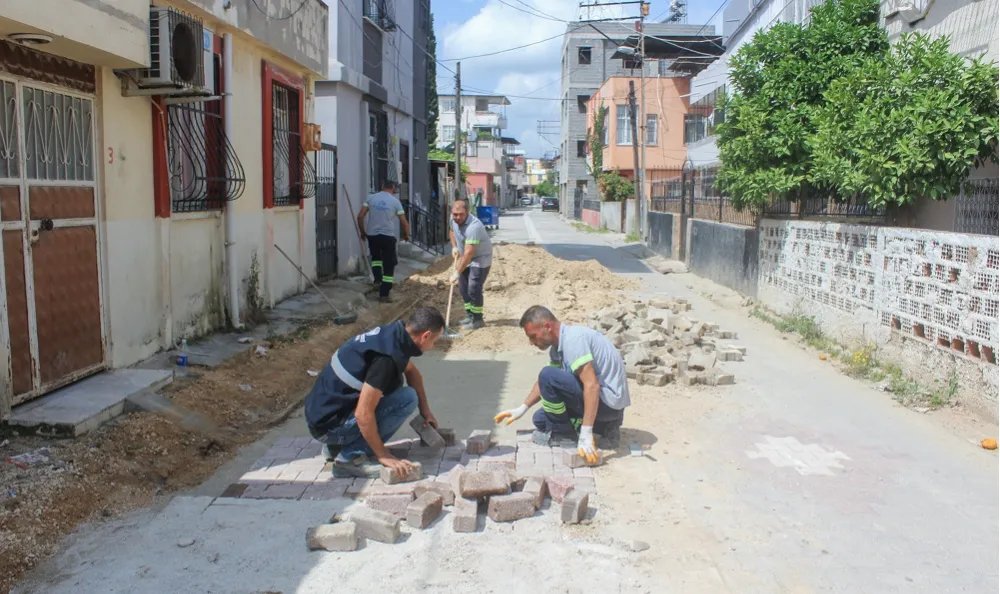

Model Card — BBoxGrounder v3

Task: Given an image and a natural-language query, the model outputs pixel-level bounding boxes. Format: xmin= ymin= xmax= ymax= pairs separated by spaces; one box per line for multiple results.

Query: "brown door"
xmin=0 ymin=78 xmax=105 ymax=406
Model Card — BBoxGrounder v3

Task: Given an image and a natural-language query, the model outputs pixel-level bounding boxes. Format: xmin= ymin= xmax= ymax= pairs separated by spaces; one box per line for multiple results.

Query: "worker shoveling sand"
xmin=399 ymin=243 xmax=640 ymax=353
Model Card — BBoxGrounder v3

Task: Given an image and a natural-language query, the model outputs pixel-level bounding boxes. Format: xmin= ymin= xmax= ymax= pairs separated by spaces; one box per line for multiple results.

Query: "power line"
xmin=440 ymin=24 xmax=590 ymax=62
xmin=249 ymin=0 xmax=310 ymax=20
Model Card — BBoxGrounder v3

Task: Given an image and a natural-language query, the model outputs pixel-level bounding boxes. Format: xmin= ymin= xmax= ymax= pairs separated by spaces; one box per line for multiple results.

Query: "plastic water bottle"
xmin=176 ymin=339 xmax=189 ymax=367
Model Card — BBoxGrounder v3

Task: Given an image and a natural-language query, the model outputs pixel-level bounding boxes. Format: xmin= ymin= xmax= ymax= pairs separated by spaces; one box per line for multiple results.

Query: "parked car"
xmin=541 ymin=197 xmax=559 ymax=212
xmin=519 ymin=196 xmax=532 ymax=206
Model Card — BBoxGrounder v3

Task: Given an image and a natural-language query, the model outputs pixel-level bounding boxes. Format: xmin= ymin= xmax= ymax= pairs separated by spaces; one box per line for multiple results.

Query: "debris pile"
xmin=588 ymin=296 xmax=746 ymax=387
xmin=305 ymin=429 xmax=599 ymax=551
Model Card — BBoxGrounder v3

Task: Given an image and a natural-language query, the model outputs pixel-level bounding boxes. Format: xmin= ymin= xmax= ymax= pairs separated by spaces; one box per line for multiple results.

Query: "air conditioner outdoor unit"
xmin=138 ymin=7 xmax=209 ymax=94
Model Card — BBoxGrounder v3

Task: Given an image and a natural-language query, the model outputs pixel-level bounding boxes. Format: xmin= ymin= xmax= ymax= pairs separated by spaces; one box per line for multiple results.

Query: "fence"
xmin=404 ymin=201 xmax=447 ymax=256
xmin=763 ymin=193 xmax=885 ymax=222
xmin=648 ymin=166 xmax=758 ymax=227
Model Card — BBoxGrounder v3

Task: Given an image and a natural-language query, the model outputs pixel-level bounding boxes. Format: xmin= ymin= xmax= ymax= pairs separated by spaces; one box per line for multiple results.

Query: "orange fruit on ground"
xmin=819 ymin=354 xmax=828 ymax=361
xmin=981 ymin=438 xmax=997 ymax=450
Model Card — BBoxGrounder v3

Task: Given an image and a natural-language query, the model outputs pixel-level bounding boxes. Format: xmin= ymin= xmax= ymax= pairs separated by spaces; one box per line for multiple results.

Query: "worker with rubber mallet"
xmin=449 ymin=199 xmax=493 ymax=330
xmin=495 ymin=305 xmax=630 ymax=462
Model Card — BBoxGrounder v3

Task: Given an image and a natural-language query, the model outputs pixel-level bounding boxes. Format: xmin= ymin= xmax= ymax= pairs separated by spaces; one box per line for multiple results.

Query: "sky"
xmin=432 ymin=0 xmax=727 ymax=158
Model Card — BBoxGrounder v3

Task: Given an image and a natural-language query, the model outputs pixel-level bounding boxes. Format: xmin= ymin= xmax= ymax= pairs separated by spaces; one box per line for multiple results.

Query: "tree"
xmin=599 ymin=170 xmax=633 ymax=202
xmin=811 ymin=34 xmax=999 ymax=207
xmin=426 ymin=14 xmax=439 ymax=148
xmin=587 ymin=104 xmax=607 ymax=177
xmin=536 ymin=180 xmax=557 ymax=197
xmin=715 ymin=0 xmax=888 ymax=208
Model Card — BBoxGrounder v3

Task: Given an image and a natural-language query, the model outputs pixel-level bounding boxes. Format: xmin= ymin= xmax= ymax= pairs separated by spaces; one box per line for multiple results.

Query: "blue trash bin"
xmin=477 ymin=205 xmax=499 ymax=230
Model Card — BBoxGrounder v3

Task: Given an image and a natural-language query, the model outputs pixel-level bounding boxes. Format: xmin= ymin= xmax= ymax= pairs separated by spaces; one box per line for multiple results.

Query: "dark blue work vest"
xmin=305 ymin=320 xmax=417 ymax=433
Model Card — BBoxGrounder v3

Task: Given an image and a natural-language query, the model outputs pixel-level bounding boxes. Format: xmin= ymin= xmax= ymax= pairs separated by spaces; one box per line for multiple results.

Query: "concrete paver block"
xmin=718 ymin=349 xmax=744 ymax=362
xmin=467 ymin=430 xmax=492 ymax=454
xmin=365 ymin=491 xmax=414 ymax=518
xmin=306 ymin=522 xmax=358 ymax=552
xmin=459 ymin=470 xmax=511 ymax=499
xmin=687 ymin=350 xmax=717 ymax=371
xmin=350 ymin=507 xmax=401 ymax=543
xmin=564 ymin=450 xmax=604 ymax=468
xmin=437 ymin=428 xmax=457 ymax=446
xmin=545 ymin=476 xmax=576 ymax=503
xmin=707 ymin=370 xmax=736 ymax=386
xmin=414 ymin=479 xmax=455 ymax=506
xmin=409 ymin=415 xmax=446 ymax=448
xmin=487 ymin=492 xmax=537 ymax=522
xmin=453 ymin=497 xmax=479 ymax=533
xmin=561 ymin=490 xmax=589 ymax=524
xmin=261 ymin=482 xmax=308 ymax=500
xmin=406 ymin=492 xmax=444 ymax=529
xmin=379 ymin=461 xmax=422 ymax=484
xmin=523 ymin=477 xmax=548 ymax=508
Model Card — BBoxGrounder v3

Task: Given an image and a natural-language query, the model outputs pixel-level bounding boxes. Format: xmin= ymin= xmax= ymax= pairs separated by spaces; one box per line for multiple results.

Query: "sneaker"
xmin=532 ymin=429 xmax=577 ymax=447
xmin=531 ymin=430 xmax=551 ymax=446
xmin=470 ymin=318 xmax=486 ymax=330
xmin=332 ymin=454 xmax=382 ymax=479
xmin=458 ymin=315 xmax=473 ymax=326
xmin=321 ymin=444 xmax=341 ymax=462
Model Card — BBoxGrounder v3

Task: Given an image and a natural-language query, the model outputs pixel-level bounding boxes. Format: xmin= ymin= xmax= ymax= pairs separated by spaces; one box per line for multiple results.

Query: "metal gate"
xmin=573 ymin=186 xmax=583 ymax=220
xmin=0 ymin=77 xmax=105 ymax=406
xmin=314 ymin=144 xmax=337 ymax=279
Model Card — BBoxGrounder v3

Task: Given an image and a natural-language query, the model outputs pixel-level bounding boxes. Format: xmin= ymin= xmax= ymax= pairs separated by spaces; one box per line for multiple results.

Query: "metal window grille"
xmin=21 ymin=86 xmax=93 ymax=181
xmin=167 ymin=99 xmax=246 ymax=212
xmin=646 ymin=114 xmax=657 ymax=146
xmin=955 ymin=178 xmax=999 ymax=236
xmin=314 ymin=145 xmax=337 ymax=278
xmin=0 ymin=80 xmax=17 ymax=178
xmin=272 ymin=83 xmax=315 ymax=206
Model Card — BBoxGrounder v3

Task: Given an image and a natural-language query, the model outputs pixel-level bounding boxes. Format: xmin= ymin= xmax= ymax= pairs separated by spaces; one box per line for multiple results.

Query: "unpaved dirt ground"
xmin=0 ymin=245 xmax=637 ymax=594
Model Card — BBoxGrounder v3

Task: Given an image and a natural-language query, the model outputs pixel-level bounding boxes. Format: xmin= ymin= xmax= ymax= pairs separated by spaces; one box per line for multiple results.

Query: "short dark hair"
xmin=519 ymin=305 xmax=558 ymax=328
xmin=407 ymin=306 xmax=446 ymax=334
xmin=382 ymin=180 xmax=398 ymax=190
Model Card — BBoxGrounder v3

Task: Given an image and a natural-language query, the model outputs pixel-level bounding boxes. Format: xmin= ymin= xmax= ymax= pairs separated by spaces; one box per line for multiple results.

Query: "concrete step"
xmin=7 ymin=369 xmax=173 ymax=436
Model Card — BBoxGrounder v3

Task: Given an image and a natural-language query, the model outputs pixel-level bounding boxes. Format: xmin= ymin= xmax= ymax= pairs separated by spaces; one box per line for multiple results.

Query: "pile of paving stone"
xmin=587 ymin=296 xmax=746 ymax=387
xmin=305 ymin=426 xmax=600 ymax=553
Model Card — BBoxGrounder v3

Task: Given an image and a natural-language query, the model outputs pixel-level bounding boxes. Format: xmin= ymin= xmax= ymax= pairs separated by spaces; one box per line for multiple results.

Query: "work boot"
xmin=532 ymin=429 xmax=577 ymax=448
xmin=378 ymin=295 xmax=393 ymax=304
xmin=469 ymin=318 xmax=486 ymax=330
xmin=332 ymin=453 xmax=382 ymax=479
xmin=459 ymin=316 xmax=474 ymax=327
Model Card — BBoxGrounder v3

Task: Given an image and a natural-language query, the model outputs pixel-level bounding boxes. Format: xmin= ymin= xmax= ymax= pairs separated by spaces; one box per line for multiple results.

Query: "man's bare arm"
xmin=577 ymin=363 xmax=600 ymax=427
xmin=404 ymin=361 xmax=436 ymax=428
xmin=357 ymin=206 xmax=369 ymax=239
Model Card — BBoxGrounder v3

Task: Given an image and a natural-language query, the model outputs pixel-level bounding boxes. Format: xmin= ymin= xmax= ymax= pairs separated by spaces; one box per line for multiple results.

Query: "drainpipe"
xmin=223 ymin=33 xmax=241 ymax=329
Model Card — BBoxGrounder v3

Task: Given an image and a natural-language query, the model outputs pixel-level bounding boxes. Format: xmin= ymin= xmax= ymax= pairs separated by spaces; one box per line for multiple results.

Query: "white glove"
xmin=452 ymin=246 xmax=459 ymax=258
xmin=449 ymin=270 xmax=459 ymax=284
xmin=494 ymin=404 xmax=529 ymax=426
xmin=577 ymin=425 xmax=598 ymax=463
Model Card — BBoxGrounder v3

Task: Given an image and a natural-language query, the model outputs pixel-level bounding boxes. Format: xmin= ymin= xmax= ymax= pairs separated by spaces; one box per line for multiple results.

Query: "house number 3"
xmin=107 ymin=147 xmax=114 ymax=164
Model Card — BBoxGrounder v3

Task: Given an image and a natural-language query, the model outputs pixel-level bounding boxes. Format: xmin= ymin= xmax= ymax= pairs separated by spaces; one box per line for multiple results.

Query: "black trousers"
xmin=367 ymin=234 xmax=397 ymax=297
xmin=458 ymin=266 xmax=490 ymax=320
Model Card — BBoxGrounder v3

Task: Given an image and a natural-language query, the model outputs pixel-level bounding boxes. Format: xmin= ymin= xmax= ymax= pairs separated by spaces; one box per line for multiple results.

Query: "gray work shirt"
xmin=364 ymin=191 xmax=405 ymax=238
xmin=549 ymin=324 xmax=630 ymax=410
xmin=451 ymin=214 xmax=493 ymax=268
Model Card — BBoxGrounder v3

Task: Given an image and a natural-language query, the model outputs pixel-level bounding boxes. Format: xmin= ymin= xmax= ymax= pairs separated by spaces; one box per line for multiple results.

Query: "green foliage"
xmin=715 ymin=0 xmax=1000 ymax=209
xmin=536 ymin=180 xmax=557 ymax=197
xmin=599 ymin=170 xmax=633 ymax=202
xmin=811 ymin=34 xmax=1000 ymax=207
xmin=426 ymin=14 xmax=439 ymax=148
xmin=476 ymin=130 xmax=496 ymax=141
xmin=587 ymin=104 xmax=607 ymax=176
xmin=717 ymin=0 xmax=888 ymax=209
xmin=428 ymin=148 xmax=452 ymax=161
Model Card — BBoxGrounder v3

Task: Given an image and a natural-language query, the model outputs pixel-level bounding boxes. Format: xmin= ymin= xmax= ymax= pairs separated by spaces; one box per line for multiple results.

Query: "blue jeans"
xmin=314 ymin=386 xmax=418 ymax=460
xmin=532 ymin=366 xmax=624 ymax=436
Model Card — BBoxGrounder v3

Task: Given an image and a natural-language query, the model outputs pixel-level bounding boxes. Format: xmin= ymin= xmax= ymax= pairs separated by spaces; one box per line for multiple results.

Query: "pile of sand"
xmin=398 ymin=244 xmax=639 ymax=353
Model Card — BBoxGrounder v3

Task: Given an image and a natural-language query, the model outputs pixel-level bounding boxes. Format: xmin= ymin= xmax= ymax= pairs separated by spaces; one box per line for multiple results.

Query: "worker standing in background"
xmin=449 ymin=199 xmax=493 ymax=330
xmin=495 ymin=305 xmax=629 ymax=456
xmin=358 ymin=181 xmax=410 ymax=303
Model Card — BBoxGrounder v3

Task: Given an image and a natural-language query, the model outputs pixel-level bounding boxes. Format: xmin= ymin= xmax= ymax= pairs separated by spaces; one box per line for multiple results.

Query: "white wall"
xmin=882 ymin=0 xmax=998 ymax=62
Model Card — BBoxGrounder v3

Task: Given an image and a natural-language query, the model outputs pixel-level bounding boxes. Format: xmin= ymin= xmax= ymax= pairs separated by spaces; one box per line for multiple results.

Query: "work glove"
xmin=449 ymin=270 xmax=459 ymax=284
xmin=452 ymin=246 xmax=459 ymax=258
xmin=577 ymin=425 xmax=599 ymax=464
xmin=494 ymin=404 xmax=529 ymax=426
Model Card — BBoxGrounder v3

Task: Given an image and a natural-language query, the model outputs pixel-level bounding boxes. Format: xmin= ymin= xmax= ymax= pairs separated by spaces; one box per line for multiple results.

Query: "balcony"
xmin=471 ymin=111 xmax=506 ymax=130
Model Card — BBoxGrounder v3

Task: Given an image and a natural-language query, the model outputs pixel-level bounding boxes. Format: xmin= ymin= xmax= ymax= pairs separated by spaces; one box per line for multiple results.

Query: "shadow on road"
xmin=543 ymin=243 xmax=651 ymax=275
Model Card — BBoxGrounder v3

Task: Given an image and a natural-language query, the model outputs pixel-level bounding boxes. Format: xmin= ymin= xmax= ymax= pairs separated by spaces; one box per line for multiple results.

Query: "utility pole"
xmin=637 ymin=2 xmax=648 ymax=238
xmin=628 ymin=80 xmax=641 ymax=234
xmin=454 ymin=62 xmax=463 ymax=203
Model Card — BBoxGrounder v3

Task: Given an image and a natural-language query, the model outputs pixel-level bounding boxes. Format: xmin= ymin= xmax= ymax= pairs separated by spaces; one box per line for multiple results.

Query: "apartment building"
xmin=435 ymin=93 xmax=511 ymax=206
xmin=558 ymin=21 xmax=712 ymax=217
xmin=315 ymin=0 xmax=432 ymax=275
xmin=0 ymin=0 xmax=328 ymax=418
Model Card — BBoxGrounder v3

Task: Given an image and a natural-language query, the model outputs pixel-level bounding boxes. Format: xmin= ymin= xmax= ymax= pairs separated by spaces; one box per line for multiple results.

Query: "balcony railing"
xmin=363 ymin=0 xmax=396 ymax=31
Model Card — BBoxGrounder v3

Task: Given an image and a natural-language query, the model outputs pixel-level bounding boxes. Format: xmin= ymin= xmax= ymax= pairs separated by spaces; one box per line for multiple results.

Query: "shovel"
xmin=442 ymin=252 xmax=462 ymax=339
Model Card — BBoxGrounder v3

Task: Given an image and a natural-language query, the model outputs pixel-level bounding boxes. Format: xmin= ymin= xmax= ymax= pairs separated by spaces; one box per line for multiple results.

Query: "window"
xmin=684 ymin=114 xmax=708 ymax=144
xmin=576 ymin=140 xmax=587 ymax=158
xmin=271 ymin=82 xmax=314 ymax=206
xmin=442 ymin=99 xmax=456 ymax=113
xmin=658 ymin=60 xmax=671 ymax=76
xmin=624 ymin=58 xmax=642 ymax=70
xmin=577 ymin=95 xmax=588 ymax=114
xmin=601 ymin=109 xmax=608 ymax=146
xmin=645 ymin=114 xmax=658 ymax=146
xmin=616 ymin=104 xmax=631 ymax=145
xmin=442 ymin=125 xmax=456 ymax=142
xmin=578 ymin=46 xmax=592 ymax=65
xmin=167 ymin=52 xmax=246 ymax=212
